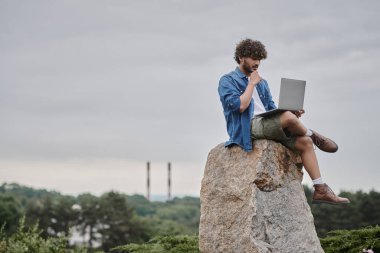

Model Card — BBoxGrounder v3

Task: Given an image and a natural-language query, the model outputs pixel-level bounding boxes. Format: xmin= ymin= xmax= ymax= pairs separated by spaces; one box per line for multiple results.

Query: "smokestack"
xmin=168 ymin=162 xmax=171 ymax=201
xmin=147 ymin=161 xmax=150 ymax=201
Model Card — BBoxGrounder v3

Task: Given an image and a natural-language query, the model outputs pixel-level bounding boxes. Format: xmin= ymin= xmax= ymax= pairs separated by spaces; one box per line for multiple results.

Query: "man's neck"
xmin=239 ymin=65 xmax=249 ymax=77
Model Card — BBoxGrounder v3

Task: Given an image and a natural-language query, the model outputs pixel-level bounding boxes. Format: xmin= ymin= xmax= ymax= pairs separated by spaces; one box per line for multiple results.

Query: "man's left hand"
xmin=293 ymin=109 xmax=305 ymax=118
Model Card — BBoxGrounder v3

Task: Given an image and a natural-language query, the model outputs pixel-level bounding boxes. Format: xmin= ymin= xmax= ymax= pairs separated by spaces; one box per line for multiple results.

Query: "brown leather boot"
xmin=312 ymin=183 xmax=350 ymax=205
xmin=310 ymin=130 xmax=338 ymax=153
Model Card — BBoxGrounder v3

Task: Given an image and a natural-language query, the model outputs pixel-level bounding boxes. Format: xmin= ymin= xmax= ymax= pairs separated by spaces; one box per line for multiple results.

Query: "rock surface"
xmin=199 ymin=140 xmax=324 ymax=253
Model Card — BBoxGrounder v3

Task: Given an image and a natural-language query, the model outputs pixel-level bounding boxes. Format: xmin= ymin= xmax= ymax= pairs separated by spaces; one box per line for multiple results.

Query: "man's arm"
xmin=262 ymin=79 xmax=276 ymax=110
xmin=239 ymin=70 xmax=261 ymax=113
xmin=218 ymin=76 xmax=242 ymax=113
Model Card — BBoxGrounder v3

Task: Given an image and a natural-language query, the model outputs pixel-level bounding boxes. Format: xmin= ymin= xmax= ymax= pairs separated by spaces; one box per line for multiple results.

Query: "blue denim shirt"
xmin=218 ymin=67 xmax=276 ymax=151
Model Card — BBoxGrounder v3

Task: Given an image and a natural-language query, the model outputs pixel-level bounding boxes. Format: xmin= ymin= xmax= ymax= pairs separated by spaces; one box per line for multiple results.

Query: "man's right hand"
xmin=239 ymin=70 xmax=262 ymax=113
xmin=248 ymin=70 xmax=262 ymax=86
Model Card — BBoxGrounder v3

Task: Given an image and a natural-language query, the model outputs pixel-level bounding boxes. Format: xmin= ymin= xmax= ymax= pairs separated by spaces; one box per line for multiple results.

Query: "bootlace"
xmin=325 ymin=185 xmax=337 ymax=197
xmin=312 ymin=133 xmax=326 ymax=147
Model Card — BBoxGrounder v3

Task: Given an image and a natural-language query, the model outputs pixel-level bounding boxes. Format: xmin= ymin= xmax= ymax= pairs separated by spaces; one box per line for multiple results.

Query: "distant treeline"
xmin=0 ymin=183 xmax=199 ymax=252
xmin=1 ymin=182 xmax=379 ymax=251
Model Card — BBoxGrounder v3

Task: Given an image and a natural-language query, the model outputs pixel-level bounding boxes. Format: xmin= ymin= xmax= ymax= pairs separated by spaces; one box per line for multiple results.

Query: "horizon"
xmin=2 ymin=181 xmax=378 ymax=200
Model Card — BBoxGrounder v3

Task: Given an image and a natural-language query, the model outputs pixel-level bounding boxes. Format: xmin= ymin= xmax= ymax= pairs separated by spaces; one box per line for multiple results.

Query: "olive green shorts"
xmin=251 ymin=113 xmax=297 ymax=150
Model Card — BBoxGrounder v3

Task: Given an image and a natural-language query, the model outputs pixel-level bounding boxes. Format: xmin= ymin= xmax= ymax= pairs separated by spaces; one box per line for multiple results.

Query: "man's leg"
xmin=279 ymin=111 xmax=338 ymax=153
xmin=280 ymin=111 xmax=307 ymax=136
xmin=279 ymin=111 xmax=349 ymax=204
xmin=280 ymin=111 xmax=321 ymax=179
xmin=294 ymin=136 xmax=321 ymax=180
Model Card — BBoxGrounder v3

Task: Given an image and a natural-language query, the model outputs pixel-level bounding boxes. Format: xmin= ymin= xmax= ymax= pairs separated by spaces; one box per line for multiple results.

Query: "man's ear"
xmin=239 ymin=57 xmax=244 ymax=63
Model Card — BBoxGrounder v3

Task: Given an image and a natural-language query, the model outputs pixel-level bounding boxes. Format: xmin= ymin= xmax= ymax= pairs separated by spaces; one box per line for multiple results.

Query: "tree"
xmin=0 ymin=193 xmax=22 ymax=235
xmin=25 ymin=194 xmax=56 ymax=238
xmin=51 ymin=195 xmax=78 ymax=237
xmin=24 ymin=194 xmax=78 ymax=239
xmin=97 ymin=191 xmax=150 ymax=251
xmin=76 ymin=193 xmax=101 ymax=248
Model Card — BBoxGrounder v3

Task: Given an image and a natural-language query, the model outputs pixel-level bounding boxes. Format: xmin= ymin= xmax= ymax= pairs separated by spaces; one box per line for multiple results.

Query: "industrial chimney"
xmin=146 ymin=161 xmax=150 ymax=201
xmin=168 ymin=162 xmax=172 ymax=201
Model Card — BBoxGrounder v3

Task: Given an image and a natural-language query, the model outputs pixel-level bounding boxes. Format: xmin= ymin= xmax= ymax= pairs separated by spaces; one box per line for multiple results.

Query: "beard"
xmin=242 ymin=59 xmax=254 ymax=74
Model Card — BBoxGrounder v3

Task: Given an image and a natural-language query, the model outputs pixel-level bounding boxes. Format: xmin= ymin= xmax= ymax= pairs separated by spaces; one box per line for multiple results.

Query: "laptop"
xmin=255 ymin=78 xmax=306 ymax=117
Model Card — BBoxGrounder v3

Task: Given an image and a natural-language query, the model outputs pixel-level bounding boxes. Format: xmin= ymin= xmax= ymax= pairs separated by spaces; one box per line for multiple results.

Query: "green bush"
xmin=2 ymin=216 xmax=379 ymax=253
xmin=0 ymin=217 xmax=104 ymax=253
xmin=111 ymin=235 xmax=199 ymax=253
xmin=113 ymin=227 xmax=380 ymax=253
xmin=0 ymin=217 xmax=68 ymax=253
xmin=320 ymin=226 xmax=380 ymax=253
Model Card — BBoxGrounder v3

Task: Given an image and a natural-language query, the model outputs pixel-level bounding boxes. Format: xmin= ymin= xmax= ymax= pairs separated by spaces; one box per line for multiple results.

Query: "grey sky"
xmin=1 ymin=0 xmax=379 ymax=196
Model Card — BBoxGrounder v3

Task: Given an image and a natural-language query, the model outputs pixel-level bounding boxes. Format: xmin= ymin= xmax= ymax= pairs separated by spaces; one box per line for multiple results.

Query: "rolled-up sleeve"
xmin=218 ymin=75 xmax=241 ymax=113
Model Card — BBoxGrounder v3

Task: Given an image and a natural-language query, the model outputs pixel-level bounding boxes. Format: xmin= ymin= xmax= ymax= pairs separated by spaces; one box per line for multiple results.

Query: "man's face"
xmin=240 ymin=57 xmax=260 ymax=75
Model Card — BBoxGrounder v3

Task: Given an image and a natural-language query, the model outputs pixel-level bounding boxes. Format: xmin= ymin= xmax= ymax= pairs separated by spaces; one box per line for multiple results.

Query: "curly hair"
xmin=234 ymin=39 xmax=267 ymax=64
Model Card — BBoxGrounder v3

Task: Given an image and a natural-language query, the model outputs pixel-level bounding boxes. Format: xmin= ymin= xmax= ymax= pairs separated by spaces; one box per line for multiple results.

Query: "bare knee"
xmin=280 ymin=111 xmax=298 ymax=128
xmin=295 ymin=136 xmax=313 ymax=151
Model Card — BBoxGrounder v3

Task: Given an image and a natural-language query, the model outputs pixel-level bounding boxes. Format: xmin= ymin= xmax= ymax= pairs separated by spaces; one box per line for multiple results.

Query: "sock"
xmin=312 ymin=177 xmax=324 ymax=185
xmin=305 ymin=129 xmax=313 ymax=137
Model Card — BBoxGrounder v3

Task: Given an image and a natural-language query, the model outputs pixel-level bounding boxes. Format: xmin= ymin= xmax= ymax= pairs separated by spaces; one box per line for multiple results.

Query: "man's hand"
xmin=239 ymin=70 xmax=261 ymax=113
xmin=293 ymin=109 xmax=305 ymax=118
xmin=248 ymin=70 xmax=262 ymax=86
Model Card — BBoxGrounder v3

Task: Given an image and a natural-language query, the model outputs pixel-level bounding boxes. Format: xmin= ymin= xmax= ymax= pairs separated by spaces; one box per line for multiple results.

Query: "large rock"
xmin=199 ymin=140 xmax=324 ymax=253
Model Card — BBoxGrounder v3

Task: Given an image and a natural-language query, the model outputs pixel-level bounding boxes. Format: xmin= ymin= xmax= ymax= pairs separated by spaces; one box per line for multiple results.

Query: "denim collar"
xmin=235 ymin=67 xmax=248 ymax=79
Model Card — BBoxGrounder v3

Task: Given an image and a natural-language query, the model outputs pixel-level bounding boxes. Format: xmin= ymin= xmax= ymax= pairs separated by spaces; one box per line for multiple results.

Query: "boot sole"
xmin=312 ymin=200 xmax=350 ymax=205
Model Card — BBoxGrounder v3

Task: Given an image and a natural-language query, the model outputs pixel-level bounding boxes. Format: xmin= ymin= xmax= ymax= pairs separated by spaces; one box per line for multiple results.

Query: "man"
xmin=218 ymin=38 xmax=349 ymax=205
